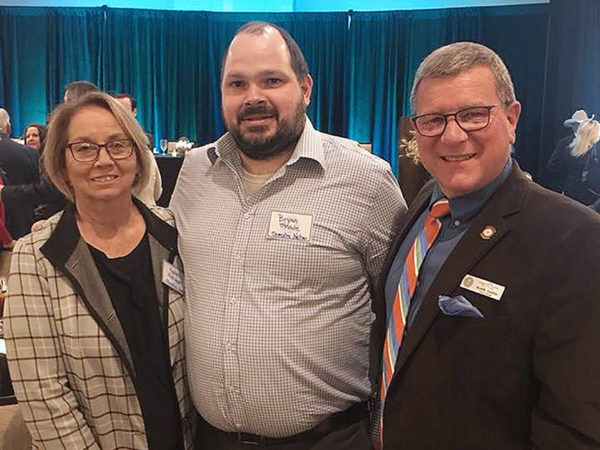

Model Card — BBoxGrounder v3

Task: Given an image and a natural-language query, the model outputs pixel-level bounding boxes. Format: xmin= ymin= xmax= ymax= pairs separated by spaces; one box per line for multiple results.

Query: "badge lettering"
xmin=162 ymin=260 xmax=184 ymax=294
xmin=460 ymin=274 xmax=505 ymax=301
xmin=268 ymin=211 xmax=313 ymax=241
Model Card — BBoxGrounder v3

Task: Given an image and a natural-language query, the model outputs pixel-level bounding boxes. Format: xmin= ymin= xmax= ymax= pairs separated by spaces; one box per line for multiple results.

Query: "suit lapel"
xmin=392 ymin=165 xmax=526 ymax=376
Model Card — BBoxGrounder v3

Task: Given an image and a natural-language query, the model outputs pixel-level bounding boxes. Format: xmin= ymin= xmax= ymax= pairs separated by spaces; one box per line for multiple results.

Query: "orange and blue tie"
xmin=378 ymin=197 xmax=450 ymax=441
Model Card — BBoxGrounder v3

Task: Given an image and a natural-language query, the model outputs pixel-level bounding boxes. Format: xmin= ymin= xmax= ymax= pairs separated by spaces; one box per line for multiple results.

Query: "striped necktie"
xmin=378 ymin=197 xmax=450 ymax=442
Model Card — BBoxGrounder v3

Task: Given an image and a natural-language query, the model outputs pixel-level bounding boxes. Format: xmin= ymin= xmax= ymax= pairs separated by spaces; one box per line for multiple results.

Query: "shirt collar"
xmin=430 ymin=157 xmax=513 ymax=224
xmin=207 ymin=116 xmax=326 ymax=171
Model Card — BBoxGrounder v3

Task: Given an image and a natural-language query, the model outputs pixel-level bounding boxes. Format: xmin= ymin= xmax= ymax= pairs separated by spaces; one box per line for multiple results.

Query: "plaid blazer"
xmin=4 ymin=199 xmax=196 ymax=449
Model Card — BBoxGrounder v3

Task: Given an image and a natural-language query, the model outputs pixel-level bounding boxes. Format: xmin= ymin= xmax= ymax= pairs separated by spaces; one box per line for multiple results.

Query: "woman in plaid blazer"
xmin=4 ymin=92 xmax=195 ymax=449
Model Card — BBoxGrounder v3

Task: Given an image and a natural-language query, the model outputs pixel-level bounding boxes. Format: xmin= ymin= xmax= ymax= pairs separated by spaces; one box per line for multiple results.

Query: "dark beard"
xmin=226 ymin=101 xmax=306 ymax=160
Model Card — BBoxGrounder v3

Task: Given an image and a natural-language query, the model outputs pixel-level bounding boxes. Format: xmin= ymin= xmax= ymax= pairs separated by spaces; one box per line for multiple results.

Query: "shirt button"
xmin=229 ymin=297 xmax=237 ymax=304
xmin=243 ymin=212 xmax=250 ymax=219
xmin=233 ymin=254 xmax=241 ymax=261
xmin=226 ymin=341 xmax=236 ymax=351
xmin=229 ymin=385 xmax=238 ymax=393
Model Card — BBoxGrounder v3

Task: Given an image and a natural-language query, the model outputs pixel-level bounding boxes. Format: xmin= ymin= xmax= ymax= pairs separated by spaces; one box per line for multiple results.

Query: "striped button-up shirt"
xmin=171 ymin=118 xmax=406 ymax=437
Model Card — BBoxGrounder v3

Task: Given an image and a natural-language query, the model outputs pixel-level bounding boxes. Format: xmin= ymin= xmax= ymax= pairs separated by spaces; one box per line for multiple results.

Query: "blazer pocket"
xmin=434 ymin=314 xmax=513 ymax=384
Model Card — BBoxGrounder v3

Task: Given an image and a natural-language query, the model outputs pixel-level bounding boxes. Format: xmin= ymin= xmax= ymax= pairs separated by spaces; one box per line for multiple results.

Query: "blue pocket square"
xmin=438 ymin=295 xmax=484 ymax=318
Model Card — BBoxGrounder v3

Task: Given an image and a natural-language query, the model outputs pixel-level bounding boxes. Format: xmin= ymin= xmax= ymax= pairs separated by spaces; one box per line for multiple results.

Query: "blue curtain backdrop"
xmin=0 ymin=2 xmax=590 ymax=180
xmin=0 ymin=7 xmax=104 ymax=127
xmin=538 ymin=0 xmax=600 ymax=187
xmin=348 ymin=5 xmax=549 ymax=174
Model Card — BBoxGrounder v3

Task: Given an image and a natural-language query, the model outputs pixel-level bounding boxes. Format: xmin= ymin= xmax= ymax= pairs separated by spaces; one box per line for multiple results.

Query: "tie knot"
xmin=429 ymin=198 xmax=450 ymax=219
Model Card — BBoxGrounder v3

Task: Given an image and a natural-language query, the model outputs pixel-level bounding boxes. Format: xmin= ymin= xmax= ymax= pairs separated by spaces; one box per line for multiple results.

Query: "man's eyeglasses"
xmin=66 ymin=139 xmax=135 ymax=162
xmin=411 ymin=105 xmax=498 ymax=137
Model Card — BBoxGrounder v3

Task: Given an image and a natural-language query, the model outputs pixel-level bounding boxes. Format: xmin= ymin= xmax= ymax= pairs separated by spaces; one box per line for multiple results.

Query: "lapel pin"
xmin=480 ymin=225 xmax=496 ymax=240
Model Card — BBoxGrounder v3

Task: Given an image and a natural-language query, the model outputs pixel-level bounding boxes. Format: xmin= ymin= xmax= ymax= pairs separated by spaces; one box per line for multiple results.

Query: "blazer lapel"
xmin=65 ymin=240 xmax=135 ymax=373
xmin=41 ymin=204 xmax=136 ymax=378
xmin=392 ymin=164 xmax=526 ymax=376
xmin=148 ymin=235 xmax=168 ymax=317
xmin=137 ymin=198 xmax=180 ymax=367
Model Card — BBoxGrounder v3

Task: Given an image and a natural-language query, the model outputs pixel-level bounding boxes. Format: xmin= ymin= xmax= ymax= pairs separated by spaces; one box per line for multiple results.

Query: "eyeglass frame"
xmin=65 ymin=138 xmax=136 ymax=162
xmin=411 ymin=104 xmax=499 ymax=137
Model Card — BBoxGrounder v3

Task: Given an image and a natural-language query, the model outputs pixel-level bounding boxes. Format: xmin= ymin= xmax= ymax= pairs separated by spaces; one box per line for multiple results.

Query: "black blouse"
xmin=89 ymin=233 xmax=183 ymax=450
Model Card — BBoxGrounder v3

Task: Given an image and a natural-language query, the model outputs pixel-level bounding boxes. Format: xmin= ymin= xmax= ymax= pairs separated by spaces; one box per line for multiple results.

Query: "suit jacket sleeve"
xmin=531 ymin=216 xmax=600 ymax=447
xmin=4 ymin=237 xmax=101 ymax=449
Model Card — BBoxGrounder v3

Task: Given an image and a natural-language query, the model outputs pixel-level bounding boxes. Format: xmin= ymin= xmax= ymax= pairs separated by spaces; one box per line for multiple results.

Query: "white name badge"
xmin=460 ymin=274 xmax=505 ymax=301
xmin=267 ymin=211 xmax=313 ymax=241
xmin=162 ymin=260 xmax=184 ymax=294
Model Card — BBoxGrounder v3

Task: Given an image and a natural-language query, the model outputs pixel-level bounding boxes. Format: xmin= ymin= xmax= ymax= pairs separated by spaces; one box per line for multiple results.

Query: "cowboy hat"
xmin=564 ymin=109 xmax=593 ymax=128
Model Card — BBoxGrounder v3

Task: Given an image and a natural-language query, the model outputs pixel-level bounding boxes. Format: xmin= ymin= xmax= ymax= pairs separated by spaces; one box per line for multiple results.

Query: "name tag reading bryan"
xmin=268 ymin=211 xmax=313 ymax=241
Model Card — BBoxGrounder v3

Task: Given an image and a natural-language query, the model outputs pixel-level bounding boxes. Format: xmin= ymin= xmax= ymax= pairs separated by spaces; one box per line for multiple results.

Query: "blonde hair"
xmin=44 ymin=91 xmax=152 ymax=202
xmin=0 ymin=108 xmax=10 ymax=134
xmin=569 ymin=119 xmax=600 ymax=157
xmin=411 ymin=42 xmax=515 ymax=114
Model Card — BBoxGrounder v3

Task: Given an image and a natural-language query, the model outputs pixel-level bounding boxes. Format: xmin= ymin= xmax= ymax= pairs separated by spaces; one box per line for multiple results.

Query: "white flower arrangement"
xmin=173 ymin=137 xmax=194 ymax=156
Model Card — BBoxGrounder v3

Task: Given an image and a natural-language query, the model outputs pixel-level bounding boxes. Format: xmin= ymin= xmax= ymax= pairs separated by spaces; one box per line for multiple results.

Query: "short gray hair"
xmin=411 ymin=42 xmax=516 ymax=114
xmin=0 ymin=108 xmax=10 ymax=134
xmin=44 ymin=91 xmax=152 ymax=202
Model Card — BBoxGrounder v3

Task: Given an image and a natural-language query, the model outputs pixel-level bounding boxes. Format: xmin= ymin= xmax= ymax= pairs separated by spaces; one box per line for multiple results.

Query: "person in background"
xmin=1 ymin=121 xmax=67 ymax=224
xmin=114 ymin=93 xmax=138 ymax=116
xmin=1 ymin=82 xmax=100 ymax=228
xmin=549 ymin=109 xmax=589 ymax=181
xmin=4 ymin=92 xmax=195 ymax=449
xmin=0 ymin=108 xmax=39 ymax=238
xmin=23 ymin=123 xmax=46 ymax=151
xmin=377 ymin=41 xmax=600 ymax=449
xmin=0 ymin=168 xmax=16 ymax=249
xmin=547 ymin=110 xmax=600 ymax=205
xmin=113 ymin=92 xmax=162 ymax=205
xmin=63 ymin=80 xmax=99 ymax=104
xmin=171 ymin=21 xmax=406 ymax=449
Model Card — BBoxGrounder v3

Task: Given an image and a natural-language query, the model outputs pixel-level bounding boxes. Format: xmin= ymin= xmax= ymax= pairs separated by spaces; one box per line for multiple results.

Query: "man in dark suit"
xmin=0 ymin=108 xmax=39 ymax=238
xmin=377 ymin=42 xmax=600 ymax=449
